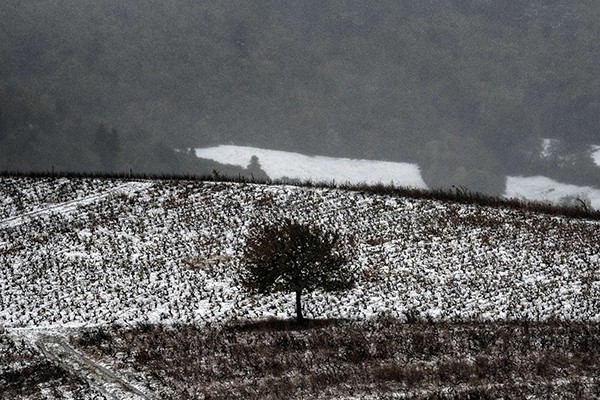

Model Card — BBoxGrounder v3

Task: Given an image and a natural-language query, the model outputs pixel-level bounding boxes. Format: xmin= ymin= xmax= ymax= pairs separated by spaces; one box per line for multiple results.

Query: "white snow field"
xmin=1 ymin=176 xmax=598 ymax=329
xmin=593 ymin=145 xmax=600 ymax=166
xmin=196 ymin=145 xmax=600 ymax=209
xmin=505 ymin=176 xmax=600 ymax=210
xmin=195 ymin=145 xmax=428 ymax=188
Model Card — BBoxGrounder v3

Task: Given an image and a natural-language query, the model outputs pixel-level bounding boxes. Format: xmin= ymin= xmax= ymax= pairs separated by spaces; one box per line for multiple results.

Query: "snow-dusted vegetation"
xmin=1 ymin=176 xmax=599 ymax=398
xmin=1 ymin=177 xmax=598 ymax=328
xmin=0 ymin=177 xmax=125 ymax=221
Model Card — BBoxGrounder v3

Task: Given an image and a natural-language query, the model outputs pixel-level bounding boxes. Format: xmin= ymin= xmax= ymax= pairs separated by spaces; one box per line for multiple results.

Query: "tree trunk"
xmin=295 ymin=290 xmax=305 ymax=325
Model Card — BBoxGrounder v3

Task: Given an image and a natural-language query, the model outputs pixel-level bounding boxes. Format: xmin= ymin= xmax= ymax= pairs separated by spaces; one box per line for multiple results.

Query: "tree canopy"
xmin=241 ymin=219 xmax=355 ymax=323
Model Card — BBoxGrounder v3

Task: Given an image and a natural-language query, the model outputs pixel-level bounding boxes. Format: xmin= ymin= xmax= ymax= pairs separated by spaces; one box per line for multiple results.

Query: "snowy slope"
xmin=1 ymin=177 xmax=598 ymax=329
xmin=196 ymin=145 xmax=600 ymax=209
xmin=506 ymin=176 xmax=600 ymax=210
xmin=195 ymin=145 xmax=427 ymax=188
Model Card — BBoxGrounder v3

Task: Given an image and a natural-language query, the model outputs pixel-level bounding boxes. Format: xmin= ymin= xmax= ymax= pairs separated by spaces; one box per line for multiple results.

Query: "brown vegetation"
xmin=73 ymin=318 xmax=600 ymax=399
xmin=0 ymin=333 xmax=97 ymax=399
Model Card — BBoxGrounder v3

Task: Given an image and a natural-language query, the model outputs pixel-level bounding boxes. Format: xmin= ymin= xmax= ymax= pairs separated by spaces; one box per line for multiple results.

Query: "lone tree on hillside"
xmin=240 ymin=219 xmax=356 ymax=324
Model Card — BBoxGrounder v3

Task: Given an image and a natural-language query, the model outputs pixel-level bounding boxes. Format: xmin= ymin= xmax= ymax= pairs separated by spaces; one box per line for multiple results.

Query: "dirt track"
xmin=37 ymin=335 xmax=153 ymax=400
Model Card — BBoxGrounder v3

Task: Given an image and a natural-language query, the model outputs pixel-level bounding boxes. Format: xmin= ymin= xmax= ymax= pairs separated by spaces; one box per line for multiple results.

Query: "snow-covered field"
xmin=505 ymin=176 xmax=600 ymax=210
xmin=195 ymin=145 xmax=600 ymax=209
xmin=1 ymin=176 xmax=598 ymax=330
xmin=195 ymin=145 xmax=427 ymax=188
xmin=593 ymin=145 xmax=600 ymax=166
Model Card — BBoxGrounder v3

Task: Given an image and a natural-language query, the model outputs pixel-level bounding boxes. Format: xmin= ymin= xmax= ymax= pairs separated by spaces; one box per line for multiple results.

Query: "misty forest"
xmin=1 ymin=0 xmax=600 ymax=194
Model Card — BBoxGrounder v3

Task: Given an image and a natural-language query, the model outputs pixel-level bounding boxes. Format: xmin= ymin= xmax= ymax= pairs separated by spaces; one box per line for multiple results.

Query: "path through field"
xmin=36 ymin=335 xmax=153 ymax=400
xmin=0 ymin=181 xmax=152 ymax=229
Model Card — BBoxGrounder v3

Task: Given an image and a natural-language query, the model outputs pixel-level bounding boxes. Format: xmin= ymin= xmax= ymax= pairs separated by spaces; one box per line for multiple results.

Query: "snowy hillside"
xmin=195 ymin=145 xmax=427 ymax=188
xmin=505 ymin=143 xmax=600 ymax=209
xmin=506 ymin=176 xmax=600 ymax=210
xmin=1 ymin=176 xmax=598 ymax=330
xmin=196 ymin=145 xmax=600 ymax=209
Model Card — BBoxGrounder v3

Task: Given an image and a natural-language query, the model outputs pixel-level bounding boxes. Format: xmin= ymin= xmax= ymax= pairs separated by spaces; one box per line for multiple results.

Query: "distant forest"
xmin=1 ymin=0 xmax=599 ymax=194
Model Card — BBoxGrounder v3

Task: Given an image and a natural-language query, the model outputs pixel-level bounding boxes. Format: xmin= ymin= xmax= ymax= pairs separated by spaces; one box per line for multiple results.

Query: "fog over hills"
xmin=1 ymin=0 xmax=600 ymax=195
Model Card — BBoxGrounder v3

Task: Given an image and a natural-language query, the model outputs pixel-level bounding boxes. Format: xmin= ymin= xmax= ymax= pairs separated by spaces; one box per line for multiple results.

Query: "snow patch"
xmin=195 ymin=145 xmax=427 ymax=188
xmin=592 ymin=145 xmax=600 ymax=166
xmin=505 ymin=175 xmax=600 ymax=210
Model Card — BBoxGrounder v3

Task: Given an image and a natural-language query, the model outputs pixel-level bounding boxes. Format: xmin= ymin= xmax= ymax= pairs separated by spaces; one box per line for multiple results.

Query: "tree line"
xmin=1 ymin=0 xmax=599 ymax=193
xmin=0 ymin=80 xmax=265 ymax=178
